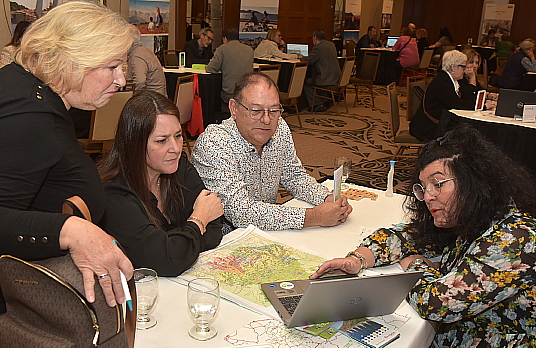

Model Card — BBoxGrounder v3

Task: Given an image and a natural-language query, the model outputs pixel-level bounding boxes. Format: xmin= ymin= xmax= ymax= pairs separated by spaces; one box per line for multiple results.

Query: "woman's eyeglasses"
xmin=412 ymin=177 xmax=457 ymax=201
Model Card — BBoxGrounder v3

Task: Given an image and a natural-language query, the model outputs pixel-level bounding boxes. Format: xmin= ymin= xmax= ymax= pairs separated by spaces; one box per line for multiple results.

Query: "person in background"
xmin=207 ymin=27 xmax=254 ymax=116
xmin=182 ymin=27 xmax=214 ymax=68
xmin=192 ymin=72 xmax=352 ymax=234
xmin=415 ymin=28 xmax=429 ymax=58
xmin=393 ymin=27 xmax=420 ymax=80
xmin=407 ymin=22 xmax=417 ymax=38
xmin=300 ymin=28 xmax=341 ymax=112
xmin=312 ymin=124 xmax=536 ymax=348
xmin=147 ymin=17 xmax=155 ymax=31
xmin=430 ymin=27 xmax=453 ymax=55
xmin=0 ymin=0 xmax=134 ymax=314
xmin=98 ymin=91 xmax=223 ymax=276
xmin=498 ymin=39 xmax=536 ymax=90
xmin=126 ymin=25 xmax=166 ymax=96
xmin=460 ymin=49 xmax=498 ymax=107
xmin=155 ymin=7 xmax=163 ymax=28
xmin=409 ymin=50 xmax=475 ymax=141
xmin=254 ymin=29 xmax=303 ymax=60
xmin=356 ymin=25 xmax=381 ymax=50
xmin=495 ymin=33 xmax=515 ymax=59
xmin=0 ymin=20 xmax=30 ymax=68
xmin=480 ymin=28 xmax=499 ymax=47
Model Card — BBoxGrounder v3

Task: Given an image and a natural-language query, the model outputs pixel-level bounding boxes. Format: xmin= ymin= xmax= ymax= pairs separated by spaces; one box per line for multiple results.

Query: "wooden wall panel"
xmin=509 ymin=0 xmax=536 ymax=42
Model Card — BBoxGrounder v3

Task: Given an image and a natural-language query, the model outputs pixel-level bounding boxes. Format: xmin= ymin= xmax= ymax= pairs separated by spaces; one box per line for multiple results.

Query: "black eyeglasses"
xmin=203 ymin=34 xmax=214 ymax=42
xmin=457 ymin=65 xmax=467 ymax=69
xmin=412 ymin=177 xmax=457 ymax=201
xmin=233 ymin=99 xmax=284 ymax=120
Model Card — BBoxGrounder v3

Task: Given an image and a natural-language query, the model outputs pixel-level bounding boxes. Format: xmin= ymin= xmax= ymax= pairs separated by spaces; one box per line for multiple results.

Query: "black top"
xmin=410 ymin=70 xmax=475 ymax=141
xmin=182 ymin=39 xmax=213 ymax=68
xmin=498 ymin=51 xmax=529 ymax=90
xmin=417 ymin=38 xmax=430 ymax=58
xmin=356 ymin=34 xmax=380 ymax=50
xmin=99 ymin=152 xmax=223 ymax=277
xmin=0 ymin=63 xmax=105 ymax=261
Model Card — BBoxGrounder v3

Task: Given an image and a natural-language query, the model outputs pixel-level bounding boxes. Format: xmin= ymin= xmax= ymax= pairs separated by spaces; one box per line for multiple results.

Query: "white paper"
xmin=523 ymin=105 xmax=536 ymax=123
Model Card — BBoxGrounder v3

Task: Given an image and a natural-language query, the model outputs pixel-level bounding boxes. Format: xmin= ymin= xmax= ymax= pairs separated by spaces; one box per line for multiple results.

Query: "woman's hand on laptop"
xmin=310 ymin=257 xmax=360 ymax=279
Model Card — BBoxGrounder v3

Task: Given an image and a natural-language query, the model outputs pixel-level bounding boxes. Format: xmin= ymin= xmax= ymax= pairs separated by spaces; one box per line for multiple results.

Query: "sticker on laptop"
xmin=279 ymin=282 xmax=294 ymax=289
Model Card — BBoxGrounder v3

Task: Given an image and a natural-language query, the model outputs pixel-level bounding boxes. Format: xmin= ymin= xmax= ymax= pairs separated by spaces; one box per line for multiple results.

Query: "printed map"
xmin=180 ymin=226 xmax=327 ymax=309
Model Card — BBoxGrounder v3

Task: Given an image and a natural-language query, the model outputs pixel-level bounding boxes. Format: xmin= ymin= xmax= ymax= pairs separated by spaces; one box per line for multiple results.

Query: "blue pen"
xmin=113 ymin=240 xmax=133 ymax=311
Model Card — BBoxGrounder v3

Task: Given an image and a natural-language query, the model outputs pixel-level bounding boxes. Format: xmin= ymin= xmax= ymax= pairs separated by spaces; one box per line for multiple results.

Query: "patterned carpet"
xmin=281 ymin=85 xmax=418 ymax=199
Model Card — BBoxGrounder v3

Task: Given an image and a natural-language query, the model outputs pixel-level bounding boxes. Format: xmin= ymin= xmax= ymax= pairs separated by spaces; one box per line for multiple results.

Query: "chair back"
xmin=164 ymin=50 xmax=179 ymax=67
xmin=387 ymin=82 xmax=400 ymax=138
xmin=174 ymin=74 xmax=195 ymax=124
xmin=339 ymin=56 xmax=356 ymax=88
xmin=89 ymin=90 xmax=134 ymax=142
xmin=442 ymin=44 xmax=456 ymax=53
xmin=358 ymin=51 xmax=381 ymax=81
xmin=287 ymin=61 xmax=309 ymax=99
xmin=406 ymin=75 xmax=427 ymax=121
xmin=482 ymin=58 xmax=489 ymax=89
xmin=497 ymin=56 xmax=508 ymax=69
xmin=419 ymin=48 xmax=434 ymax=69
xmin=345 ymin=40 xmax=356 ymax=57
xmin=258 ymin=64 xmax=281 ymax=85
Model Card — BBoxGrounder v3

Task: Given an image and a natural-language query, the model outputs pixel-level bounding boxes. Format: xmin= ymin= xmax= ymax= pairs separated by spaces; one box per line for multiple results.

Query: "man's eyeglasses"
xmin=203 ymin=34 xmax=214 ymax=42
xmin=412 ymin=177 xmax=457 ymax=201
xmin=234 ymin=99 xmax=284 ymax=120
xmin=457 ymin=64 xmax=466 ymax=69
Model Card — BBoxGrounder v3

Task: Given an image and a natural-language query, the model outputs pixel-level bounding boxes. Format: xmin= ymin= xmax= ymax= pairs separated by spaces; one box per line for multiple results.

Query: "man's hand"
xmin=304 ymin=195 xmax=353 ymax=227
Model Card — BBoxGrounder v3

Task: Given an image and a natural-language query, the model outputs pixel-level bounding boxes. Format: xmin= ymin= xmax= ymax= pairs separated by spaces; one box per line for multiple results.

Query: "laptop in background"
xmin=495 ymin=88 xmax=536 ymax=118
xmin=387 ymin=36 xmax=399 ymax=47
xmin=261 ymin=271 xmax=423 ymax=328
xmin=287 ymin=43 xmax=309 ymax=57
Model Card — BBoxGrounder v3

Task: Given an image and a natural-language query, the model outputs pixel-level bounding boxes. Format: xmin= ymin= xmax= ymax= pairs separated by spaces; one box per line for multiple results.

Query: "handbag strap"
xmin=62 ymin=196 xmax=136 ymax=348
xmin=193 ymin=74 xmax=200 ymax=96
xmin=421 ymin=88 xmax=439 ymax=124
xmin=397 ymin=37 xmax=412 ymax=54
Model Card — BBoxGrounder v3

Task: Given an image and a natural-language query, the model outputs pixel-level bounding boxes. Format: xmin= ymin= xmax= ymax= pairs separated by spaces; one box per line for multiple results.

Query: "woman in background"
xmin=415 ymin=28 xmax=429 ymax=58
xmin=98 ymin=91 xmax=223 ymax=276
xmin=0 ymin=20 xmax=30 ymax=68
xmin=254 ymin=29 xmax=303 ymax=60
xmin=393 ymin=26 xmax=420 ymax=80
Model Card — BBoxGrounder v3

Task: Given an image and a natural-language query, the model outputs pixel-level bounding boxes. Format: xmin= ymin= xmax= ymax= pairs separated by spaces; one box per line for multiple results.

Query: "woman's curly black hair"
xmin=405 ymin=123 xmax=536 ymax=247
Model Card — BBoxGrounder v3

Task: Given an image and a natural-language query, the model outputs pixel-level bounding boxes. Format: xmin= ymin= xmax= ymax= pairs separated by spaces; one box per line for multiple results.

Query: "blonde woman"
xmin=254 ymin=29 xmax=303 ymax=59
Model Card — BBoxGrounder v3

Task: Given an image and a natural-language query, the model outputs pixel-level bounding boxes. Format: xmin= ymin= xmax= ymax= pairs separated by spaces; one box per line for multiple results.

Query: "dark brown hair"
xmin=98 ymin=90 xmax=183 ymax=227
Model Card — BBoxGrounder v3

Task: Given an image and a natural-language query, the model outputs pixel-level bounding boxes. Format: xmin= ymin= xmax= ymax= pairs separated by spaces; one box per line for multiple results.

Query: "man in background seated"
xmin=192 ymin=72 xmax=352 ymax=234
xmin=206 ymin=27 xmax=254 ymax=118
xmin=357 ymin=26 xmax=381 ymax=50
xmin=127 ymin=25 xmax=166 ymax=96
xmin=498 ymin=39 xmax=536 ymax=90
xmin=300 ymin=28 xmax=341 ymax=112
xmin=182 ymin=27 xmax=214 ymax=67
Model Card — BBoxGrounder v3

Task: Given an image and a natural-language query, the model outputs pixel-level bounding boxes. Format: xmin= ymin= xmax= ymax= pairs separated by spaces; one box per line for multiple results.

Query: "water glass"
xmin=187 ymin=277 xmax=220 ymax=340
xmin=134 ymin=268 xmax=159 ymax=330
xmin=334 ymin=157 xmax=352 ymax=190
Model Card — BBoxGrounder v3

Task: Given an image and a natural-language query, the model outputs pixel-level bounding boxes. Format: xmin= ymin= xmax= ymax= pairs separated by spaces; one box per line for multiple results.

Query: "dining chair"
xmin=78 ymin=84 xmax=135 ymax=154
xmin=164 ymin=50 xmax=179 ymax=67
xmin=173 ymin=74 xmax=196 ymax=155
xmin=279 ymin=61 xmax=308 ymax=128
xmin=258 ymin=64 xmax=281 ymax=85
xmin=350 ymin=51 xmax=380 ymax=107
xmin=311 ymin=56 xmax=356 ymax=113
xmin=386 ymin=82 xmax=423 ymax=158
xmin=406 ymin=75 xmax=427 ymax=121
xmin=401 ymin=48 xmax=435 ymax=84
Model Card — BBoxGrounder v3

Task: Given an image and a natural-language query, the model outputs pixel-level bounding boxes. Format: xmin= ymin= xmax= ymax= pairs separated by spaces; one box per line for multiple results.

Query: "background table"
xmin=134 ymin=182 xmax=435 ymax=348
xmin=444 ymin=109 xmax=536 ymax=180
xmin=164 ymin=68 xmax=223 ymax=126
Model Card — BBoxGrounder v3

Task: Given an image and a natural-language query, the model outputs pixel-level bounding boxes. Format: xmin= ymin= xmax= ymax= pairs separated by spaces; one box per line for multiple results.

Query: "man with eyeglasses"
xmin=192 ymin=72 xmax=352 ymax=234
xmin=183 ymin=27 xmax=214 ymax=68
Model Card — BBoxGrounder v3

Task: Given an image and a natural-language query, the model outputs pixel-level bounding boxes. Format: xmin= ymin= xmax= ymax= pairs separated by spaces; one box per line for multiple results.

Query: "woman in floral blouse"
xmin=312 ymin=124 xmax=536 ymax=347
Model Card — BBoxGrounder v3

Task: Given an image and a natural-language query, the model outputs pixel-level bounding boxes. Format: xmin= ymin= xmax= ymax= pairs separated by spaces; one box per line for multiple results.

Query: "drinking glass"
xmin=334 ymin=157 xmax=352 ymax=190
xmin=134 ymin=268 xmax=159 ymax=330
xmin=187 ymin=277 xmax=220 ymax=340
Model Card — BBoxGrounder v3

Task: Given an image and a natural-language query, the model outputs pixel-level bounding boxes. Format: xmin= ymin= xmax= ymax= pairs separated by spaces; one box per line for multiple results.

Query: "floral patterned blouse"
xmin=360 ymin=208 xmax=536 ymax=347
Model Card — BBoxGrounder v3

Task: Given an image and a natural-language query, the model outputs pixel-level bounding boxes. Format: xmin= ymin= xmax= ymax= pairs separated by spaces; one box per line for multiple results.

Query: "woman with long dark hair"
xmin=312 ymin=124 xmax=536 ymax=347
xmin=98 ymin=91 xmax=223 ymax=276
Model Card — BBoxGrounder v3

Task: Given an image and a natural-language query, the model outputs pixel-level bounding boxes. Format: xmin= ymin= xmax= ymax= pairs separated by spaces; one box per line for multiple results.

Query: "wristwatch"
xmin=407 ymin=258 xmax=426 ymax=270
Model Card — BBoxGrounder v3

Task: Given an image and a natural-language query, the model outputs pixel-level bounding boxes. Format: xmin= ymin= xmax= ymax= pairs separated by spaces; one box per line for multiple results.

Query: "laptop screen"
xmin=387 ymin=36 xmax=399 ymax=47
xmin=287 ymin=43 xmax=309 ymax=57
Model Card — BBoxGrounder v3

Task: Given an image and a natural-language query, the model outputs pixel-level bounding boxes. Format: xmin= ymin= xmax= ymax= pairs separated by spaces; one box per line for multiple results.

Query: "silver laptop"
xmin=287 ymin=43 xmax=309 ymax=57
xmin=387 ymin=36 xmax=399 ymax=47
xmin=261 ymin=271 xmax=423 ymax=328
xmin=496 ymin=88 xmax=536 ymax=118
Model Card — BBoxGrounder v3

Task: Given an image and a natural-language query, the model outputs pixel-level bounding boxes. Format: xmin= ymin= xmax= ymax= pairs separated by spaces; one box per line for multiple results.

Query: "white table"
xmin=449 ymin=109 xmax=536 ymax=129
xmin=134 ymin=183 xmax=435 ymax=348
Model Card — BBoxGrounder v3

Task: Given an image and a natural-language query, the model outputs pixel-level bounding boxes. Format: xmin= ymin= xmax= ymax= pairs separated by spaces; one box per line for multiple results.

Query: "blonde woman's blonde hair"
xmin=15 ymin=1 xmax=133 ymax=96
xmin=266 ymin=29 xmax=280 ymax=42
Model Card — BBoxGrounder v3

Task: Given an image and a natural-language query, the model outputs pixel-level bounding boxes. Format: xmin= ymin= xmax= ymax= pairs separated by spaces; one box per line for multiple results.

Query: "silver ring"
xmin=98 ymin=273 xmax=110 ymax=279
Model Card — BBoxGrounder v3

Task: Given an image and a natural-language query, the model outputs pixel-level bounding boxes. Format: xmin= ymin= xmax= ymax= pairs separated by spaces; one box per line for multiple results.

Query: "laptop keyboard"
xmin=279 ymin=295 xmax=303 ymax=315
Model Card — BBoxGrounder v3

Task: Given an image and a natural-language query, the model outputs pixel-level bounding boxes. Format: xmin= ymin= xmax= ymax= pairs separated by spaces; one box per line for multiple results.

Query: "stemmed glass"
xmin=334 ymin=157 xmax=352 ymax=190
xmin=134 ymin=268 xmax=159 ymax=330
xmin=187 ymin=277 xmax=220 ymax=341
